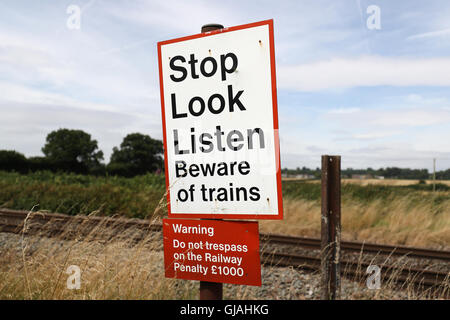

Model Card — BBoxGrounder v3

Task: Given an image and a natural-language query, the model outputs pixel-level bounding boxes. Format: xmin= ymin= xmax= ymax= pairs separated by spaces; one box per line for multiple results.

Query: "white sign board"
xmin=158 ymin=20 xmax=282 ymax=219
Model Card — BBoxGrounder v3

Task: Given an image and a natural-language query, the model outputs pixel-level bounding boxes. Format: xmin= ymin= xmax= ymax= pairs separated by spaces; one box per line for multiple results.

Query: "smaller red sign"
xmin=163 ymin=219 xmax=261 ymax=286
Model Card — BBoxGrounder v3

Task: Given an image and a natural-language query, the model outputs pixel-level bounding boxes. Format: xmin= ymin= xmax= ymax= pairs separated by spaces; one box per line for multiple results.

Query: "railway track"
xmin=1 ymin=208 xmax=448 ymax=261
xmin=261 ymin=252 xmax=449 ymax=291
xmin=262 ymin=233 xmax=450 ymax=261
xmin=0 ymin=208 xmax=448 ymax=296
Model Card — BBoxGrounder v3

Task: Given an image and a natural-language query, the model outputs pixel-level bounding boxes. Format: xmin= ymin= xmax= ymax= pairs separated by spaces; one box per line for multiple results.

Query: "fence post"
xmin=320 ymin=155 xmax=341 ymax=300
xmin=198 ymin=23 xmax=225 ymax=301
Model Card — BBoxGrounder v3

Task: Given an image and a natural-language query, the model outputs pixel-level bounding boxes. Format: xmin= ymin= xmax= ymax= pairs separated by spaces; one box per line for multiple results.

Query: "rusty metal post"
xmin=320 ymin=155 xmax=341 ymax=300
xmin=198 ymin=23 xmax=224 ymax=301
xmin=200 ymin=281 xmax=223 ymax=300
xmin=201 ymin=23 xmax=224 ymax=33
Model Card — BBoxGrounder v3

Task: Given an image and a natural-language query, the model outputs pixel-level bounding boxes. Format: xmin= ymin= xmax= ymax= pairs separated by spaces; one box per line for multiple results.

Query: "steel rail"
xmin=262 ymin=233 xmax=450 ymax=261
xmin=261 ymin=252 xmax=449 ymax=293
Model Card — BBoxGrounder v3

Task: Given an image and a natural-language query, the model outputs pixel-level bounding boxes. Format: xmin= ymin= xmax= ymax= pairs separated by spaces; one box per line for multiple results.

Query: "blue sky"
xmin=1 ymin=0 xmax=450 ymax=170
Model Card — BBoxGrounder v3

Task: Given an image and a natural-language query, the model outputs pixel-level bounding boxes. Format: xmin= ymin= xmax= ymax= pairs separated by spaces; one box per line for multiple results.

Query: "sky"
xmin=1 ymin=0 xmax=450 ymax=170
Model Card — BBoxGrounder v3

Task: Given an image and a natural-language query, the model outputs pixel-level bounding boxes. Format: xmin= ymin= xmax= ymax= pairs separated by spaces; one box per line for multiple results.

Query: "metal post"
xmin=320 ymin=155 xmax=341 ymax=300
xmin=433 ymin=158 xmax=436 ymax=192
xmin=201 ymin=23 xmax=224 ymax=33
xmin=200 ymin=281 xmax=223 ymax=300
xmin=199 ymin=23 xmax=224 ymax=301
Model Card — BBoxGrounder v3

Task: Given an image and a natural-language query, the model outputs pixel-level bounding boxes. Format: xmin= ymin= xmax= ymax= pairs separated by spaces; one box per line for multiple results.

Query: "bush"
xmin=0 ymin=150 xmax=28 ymax=173
xmin=106 ymin=162 xmax=134 ymax=177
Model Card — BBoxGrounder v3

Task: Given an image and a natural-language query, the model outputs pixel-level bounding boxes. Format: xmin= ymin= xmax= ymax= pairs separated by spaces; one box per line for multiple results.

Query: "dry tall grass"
xmin=0 ymin=212 xmax=199 ymax=300
xmin=260 ymin=195 xmax=450 ymax=249
xmin=0 ymin=211 xmax=448 ymax=300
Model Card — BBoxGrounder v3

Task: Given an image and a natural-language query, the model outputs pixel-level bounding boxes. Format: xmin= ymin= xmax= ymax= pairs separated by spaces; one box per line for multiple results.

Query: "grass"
xmin=262 ymin=195 xmax=450 ymax=250
xmin=0 ymin=171 xmax=166 ymax=218
xmin=0 ymin=216 xmax=197 ymax=299
xmin=0 ymin=171 xmax=448 ymax=300
xmin=271 ymin=180 xmax=450 ymax=249
xmin=0 ymin=170 xmax=449 ymax=249
xmin=0 ymin=214 xmax=447 ymax=300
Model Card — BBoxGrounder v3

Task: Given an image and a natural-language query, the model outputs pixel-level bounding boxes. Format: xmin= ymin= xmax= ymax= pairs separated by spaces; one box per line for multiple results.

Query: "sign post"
xmin=199 ymin=23 xmax=225 ymax=301
xmin=158 ymin=19 xmax=282 ymax=300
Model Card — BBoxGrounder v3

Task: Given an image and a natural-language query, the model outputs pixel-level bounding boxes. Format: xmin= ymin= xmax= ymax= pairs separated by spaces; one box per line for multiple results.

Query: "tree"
xmin=0 ymin=150 xmax=28 ymax=172
xmin=436 ymin=169 xmax=450 ymax=180
xmin=27 ymin=156 xmax=53 ymax=172
xmin=108 ymin=133 xmax=163 ymax=176
xmin=42 ymin=129 xmax=104 ymax=173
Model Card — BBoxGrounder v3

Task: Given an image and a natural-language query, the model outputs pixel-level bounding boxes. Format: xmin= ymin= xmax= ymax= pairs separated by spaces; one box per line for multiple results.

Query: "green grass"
xmin=0 ymin=171 xmax=166 ymax=218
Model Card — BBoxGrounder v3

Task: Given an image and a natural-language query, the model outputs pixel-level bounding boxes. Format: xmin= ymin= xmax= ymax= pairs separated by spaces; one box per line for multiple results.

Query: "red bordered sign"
xmin=163 ymin=218 xmax=261 ymax=286
xmin=158 ymin=19 xmax=282 ymax=220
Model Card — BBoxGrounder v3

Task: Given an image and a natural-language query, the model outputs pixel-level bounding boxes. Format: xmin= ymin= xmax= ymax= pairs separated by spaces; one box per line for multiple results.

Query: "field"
xmin=0 ymin=170 xmax=449 ymax=300
xmin=0 ymin=171 xmax=449 ymax=249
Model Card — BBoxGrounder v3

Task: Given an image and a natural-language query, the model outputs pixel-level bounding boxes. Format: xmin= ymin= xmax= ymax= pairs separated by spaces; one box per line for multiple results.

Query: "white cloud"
xmin=326 ymin=105 xmax=450 ymax=128
xmin=407 ymin=28 xmax=450 ymax=40
xmin=370 ymin=109 xmax=450 ymax=127
xmin=355 ymin=132 xmax=400 ymax=140
xmin=328 ymin=107 xmax=361 ymax=114
xmin=0 ymin=16 xmax=160 ymax=112
xmin=0 ymin=82 xmax=119 ymax=114
xmin=106 ymin=0 xmax=241 ymax=34
xmin=278 ymin=56 xmax=450 ymax=91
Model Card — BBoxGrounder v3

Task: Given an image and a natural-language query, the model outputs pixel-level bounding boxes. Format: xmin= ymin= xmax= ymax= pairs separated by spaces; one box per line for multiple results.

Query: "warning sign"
xmin=158 ymin=19 xmax=282 ymax=219
xmin=163 ymin=219 xmax=261 ymax=286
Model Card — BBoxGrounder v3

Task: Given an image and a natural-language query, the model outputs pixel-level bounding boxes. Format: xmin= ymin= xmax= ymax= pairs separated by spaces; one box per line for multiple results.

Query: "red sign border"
xmin=157 ymin=19 xmax=283 ymax=220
